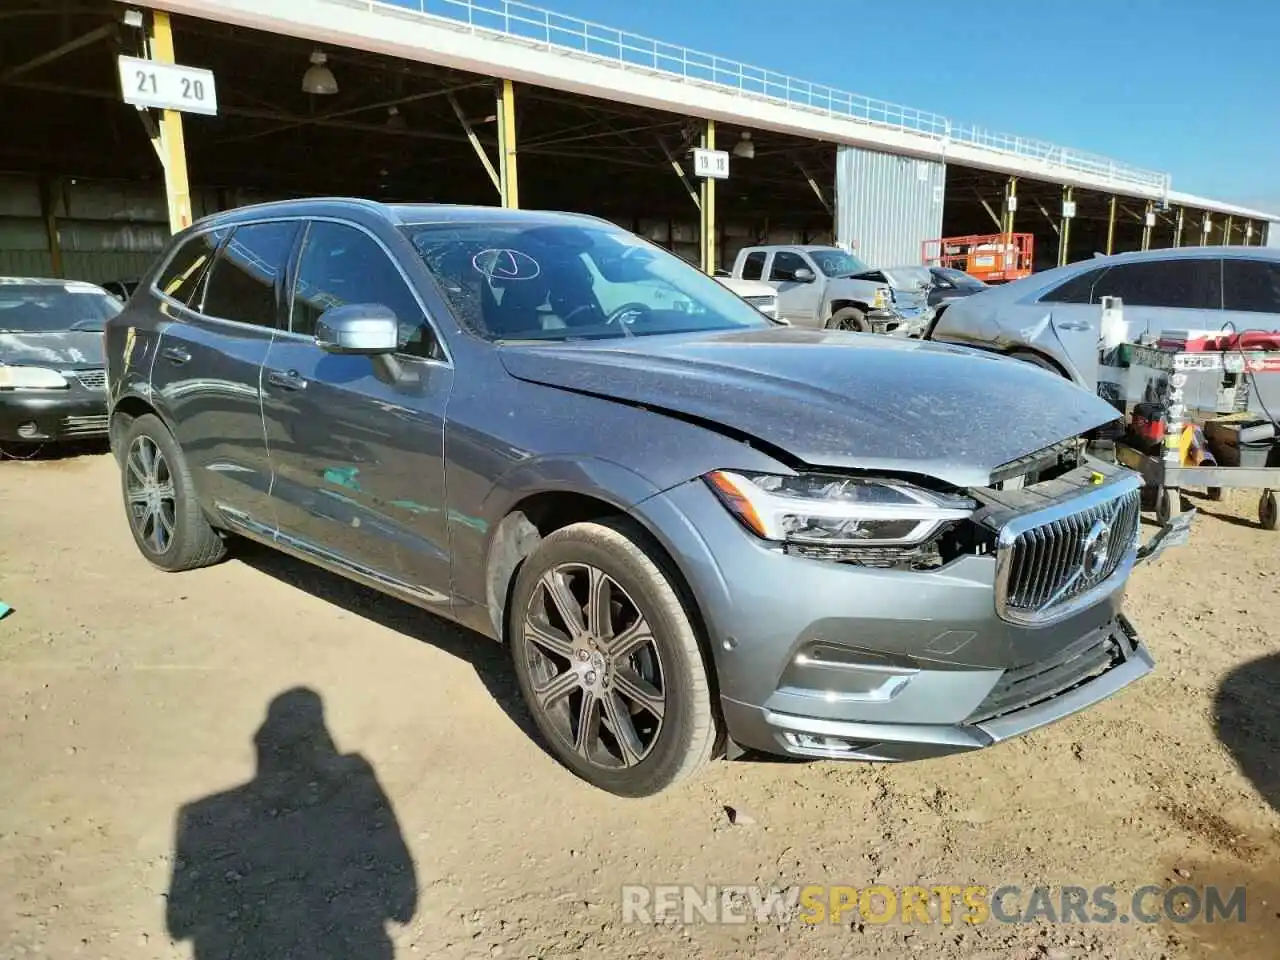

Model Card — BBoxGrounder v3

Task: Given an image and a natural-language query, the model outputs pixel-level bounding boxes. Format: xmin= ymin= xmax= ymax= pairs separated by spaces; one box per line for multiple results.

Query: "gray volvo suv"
xmin=104 ymin=199 xmax=1185 ymax=796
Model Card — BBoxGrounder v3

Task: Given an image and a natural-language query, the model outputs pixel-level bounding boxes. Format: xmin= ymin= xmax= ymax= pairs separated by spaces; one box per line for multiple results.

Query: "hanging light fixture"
xmin=732 ymin=131 xmax=755 ymax=159
xmin=385 ymin=105 xmax=407 ymax=130
xmin=301 ymin=50 xmax=338 ymax=95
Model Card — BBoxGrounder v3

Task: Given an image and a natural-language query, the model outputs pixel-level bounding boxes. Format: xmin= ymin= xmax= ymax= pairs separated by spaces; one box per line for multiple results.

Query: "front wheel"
xmin=507 ymin=519 xmax=718 ymax=796
xmin=826 ymin=307 xmax=869 ymax=333
xmin=119 ymin=414 xmax=227 ymax=571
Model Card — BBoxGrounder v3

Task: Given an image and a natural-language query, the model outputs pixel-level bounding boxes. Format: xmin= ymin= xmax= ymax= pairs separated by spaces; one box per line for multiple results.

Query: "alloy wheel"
xmin=522 ymin=563 xmax=666 ymax=769
xmin=125 ymin=435 xmax=177 ymax=555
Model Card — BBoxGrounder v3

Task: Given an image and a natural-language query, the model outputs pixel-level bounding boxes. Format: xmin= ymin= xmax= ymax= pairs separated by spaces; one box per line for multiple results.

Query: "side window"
xmin=289 ymin=221 xmax=435 ymax=359
xmin=1092 ymin=259 xmax=1221 ymax=310
xmin=769 ymin=251 xmax=808 ymax=282
xmin=1039 ymin=267 xmax=1107 ymax=304
xmin=740 ymin=251 xmax=766 ymax=281
xmin=1223 ymin=259 xmax=1280 ymax=314
xmin=155 ymin=232 xmax=218 ymax=306
xmin=200 ymin=221 xmax=299 ymax=327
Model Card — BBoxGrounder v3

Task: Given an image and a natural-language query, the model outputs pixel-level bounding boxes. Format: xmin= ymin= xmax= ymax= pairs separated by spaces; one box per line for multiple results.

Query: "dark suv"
xmin=105 ymin=199 xmax=1186 ymax=796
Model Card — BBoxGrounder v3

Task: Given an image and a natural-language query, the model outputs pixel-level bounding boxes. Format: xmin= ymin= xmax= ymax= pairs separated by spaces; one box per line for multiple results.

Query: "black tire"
xmin=507 ymin=518 xmax=718 ymax=797
xmin=119 ymin=413 xmax=227 ymax=572
xmin=826 ymin=307 xmax=869 ymax=333
xmin=1206 ymin=487 xmax=1224 ymax=502
xmin=1009 ymin=350 xmax=1065 ymax=376
xmin=1259 ymin=490 xmax=1279 ymax=532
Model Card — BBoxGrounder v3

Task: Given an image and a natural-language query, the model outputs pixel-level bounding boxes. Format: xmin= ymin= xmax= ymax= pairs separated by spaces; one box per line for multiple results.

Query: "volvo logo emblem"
xmin=1080 ymin=519 xmax=1113 ymax=580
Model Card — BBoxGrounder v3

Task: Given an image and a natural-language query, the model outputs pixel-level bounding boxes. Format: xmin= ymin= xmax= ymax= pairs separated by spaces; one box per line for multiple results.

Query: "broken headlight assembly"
xmin=705 ymin=470 xmax=978 ymax=569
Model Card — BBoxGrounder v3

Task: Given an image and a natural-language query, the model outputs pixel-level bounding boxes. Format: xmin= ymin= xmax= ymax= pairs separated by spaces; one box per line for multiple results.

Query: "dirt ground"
xmin=1 ymin=447 xmax=1277 ymax=959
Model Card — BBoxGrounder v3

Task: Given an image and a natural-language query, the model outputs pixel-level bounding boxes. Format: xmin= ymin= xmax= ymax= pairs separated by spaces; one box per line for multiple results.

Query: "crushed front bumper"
xmin=722 ymin=614 xmax=1152 ymax=761
xmin=870 ymin=306 xmax=933 ymax=338
xmin=632 ymin=477 xmax=1177 ymax=765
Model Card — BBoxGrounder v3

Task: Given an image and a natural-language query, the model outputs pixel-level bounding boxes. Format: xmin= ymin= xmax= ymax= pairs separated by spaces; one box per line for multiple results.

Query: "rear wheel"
xmin=826 ymin=307 xmax=869 ymax=333
xmin=120 ymin=414 xmax=226 ymax=571
xmin=508 ymin=518 xmax=718 ymax=796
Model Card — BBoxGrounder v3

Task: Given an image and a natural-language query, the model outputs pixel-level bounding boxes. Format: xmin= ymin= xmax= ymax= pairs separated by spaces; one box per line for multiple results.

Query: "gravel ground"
xmin=1 ymin=448 xmax=1277 ymax=959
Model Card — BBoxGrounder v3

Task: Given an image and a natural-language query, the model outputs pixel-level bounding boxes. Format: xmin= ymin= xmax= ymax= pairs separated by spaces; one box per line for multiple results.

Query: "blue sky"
xmin=533 ymin=0 xmax=1280 ymax=211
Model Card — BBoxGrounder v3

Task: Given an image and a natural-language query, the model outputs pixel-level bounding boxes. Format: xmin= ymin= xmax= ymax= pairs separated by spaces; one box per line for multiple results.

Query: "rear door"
xmin=260 ymin=219 xmax=454 ymax=608
xmin=149 ymin=220 xmax=300 ymax=531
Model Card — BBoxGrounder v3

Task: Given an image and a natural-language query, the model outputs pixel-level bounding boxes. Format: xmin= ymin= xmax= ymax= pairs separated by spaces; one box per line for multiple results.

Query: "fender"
xmin=457 ymin=455 xmax=667 ymax=639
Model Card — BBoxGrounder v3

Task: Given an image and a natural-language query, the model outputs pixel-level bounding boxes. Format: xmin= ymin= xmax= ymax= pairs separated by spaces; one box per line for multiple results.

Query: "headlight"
xmin=0 ymin=366 xmax=69 ymax=390
xmin=706 ymin=470 xmax=975 ymax=546
xmin=872 ymin=287 xmax=892 ymax=310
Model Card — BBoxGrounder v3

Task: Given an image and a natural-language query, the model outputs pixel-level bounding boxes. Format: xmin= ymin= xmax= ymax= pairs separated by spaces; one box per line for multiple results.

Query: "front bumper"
xmin=632 ymin=478 xmax=1156 ymax=763
xmin=0 ymin=387 xmax=108 ymax=443
xmin=870 ymin=306 xmax=933 ymax=338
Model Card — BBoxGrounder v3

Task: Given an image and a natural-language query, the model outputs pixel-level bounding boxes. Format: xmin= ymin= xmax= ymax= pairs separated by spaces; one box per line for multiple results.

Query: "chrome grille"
xmin=995 ymin=479 xmax=1142 ymax=624
xmin=60 ymin=414 xmax=109 ymax=437
xmin=75 ymin=369 xmax=106 ymax=390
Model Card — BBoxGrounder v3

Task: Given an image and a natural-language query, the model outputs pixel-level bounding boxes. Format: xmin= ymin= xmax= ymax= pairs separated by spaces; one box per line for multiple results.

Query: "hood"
xmin=498 ymin=328 xmax=1119 ymax=489
xmin=0 ymin=330 xmax=103 ymax=369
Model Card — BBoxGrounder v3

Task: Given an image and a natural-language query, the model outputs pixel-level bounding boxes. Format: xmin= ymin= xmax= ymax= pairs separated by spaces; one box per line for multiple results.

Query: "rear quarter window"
xmin=155 ymin=232 xmax=219 ymax=306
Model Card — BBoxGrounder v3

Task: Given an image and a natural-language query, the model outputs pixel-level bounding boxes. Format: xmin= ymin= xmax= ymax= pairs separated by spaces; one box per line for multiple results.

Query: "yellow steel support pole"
xmin=1174 ymin=207 xmax=1184 ymax=247
xmin=149 ymin=12 xmax=192 ymax=233
xmin=700 ymin=118 xmax=716 ymax=274
xmin=1141 ymin=200 xmax=1154 ymax=251
xmin=496 ymin=79 xmax=519 ymax=208
xmin=1223 ymin=214 xmax=1233 ymax=246
xmin=1106 ymin=195 xmax=1117 ymax=255
xmin=1058 ymin=185 xmax=1073 ymax=267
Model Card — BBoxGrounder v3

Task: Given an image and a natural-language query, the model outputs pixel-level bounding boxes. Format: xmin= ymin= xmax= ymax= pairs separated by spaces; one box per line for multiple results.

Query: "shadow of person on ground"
xmin=234 ymin=541 xmax=544 ymax=748
xmin=1214 ymin=652 xmax=1280 ymax=813
xmin=165 ymin=687 xmax=417 ymax=959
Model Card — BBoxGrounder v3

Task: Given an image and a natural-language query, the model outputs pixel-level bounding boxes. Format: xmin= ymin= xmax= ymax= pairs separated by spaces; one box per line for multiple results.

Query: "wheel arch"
xmin=826 ymin=298 xmax=871 ymax=321
xmin=109 ymin=392 xmax=171 ymax=463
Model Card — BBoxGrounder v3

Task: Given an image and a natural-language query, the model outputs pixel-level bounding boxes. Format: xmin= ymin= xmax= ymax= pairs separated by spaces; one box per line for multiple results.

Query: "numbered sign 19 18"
xmin=692 ymin=148 xmax=731 ymax=180
xmin=117 ymin=55 xmax=218 ymax=116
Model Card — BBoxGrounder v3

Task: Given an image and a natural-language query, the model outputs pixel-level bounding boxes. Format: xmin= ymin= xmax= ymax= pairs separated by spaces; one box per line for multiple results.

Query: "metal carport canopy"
xmin=129 ymin=0 xmax=1192 ymax=206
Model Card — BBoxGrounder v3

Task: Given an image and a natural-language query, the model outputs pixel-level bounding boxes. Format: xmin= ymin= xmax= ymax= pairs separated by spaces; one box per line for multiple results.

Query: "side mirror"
xmin=791 ymin=267 xmax=815 ymax=283
xmin=315 ymin=303 xmax=400 ymax=355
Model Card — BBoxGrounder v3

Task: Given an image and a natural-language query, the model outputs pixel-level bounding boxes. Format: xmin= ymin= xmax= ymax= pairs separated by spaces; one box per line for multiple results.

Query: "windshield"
xmin=0 ymin=283 xmax=121 ymax=333
xmin=807 ymin=249 xmax=869 ymax=278
xmin=403 ymin=222 xmax=772 ymax=342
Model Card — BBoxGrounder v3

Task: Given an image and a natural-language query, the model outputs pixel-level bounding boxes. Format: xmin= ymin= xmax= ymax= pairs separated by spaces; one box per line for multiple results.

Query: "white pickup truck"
xmin=714 ymin=273 xmax=778 ymax=320
xmin=728 ymin=245 xmax=931 ymax=336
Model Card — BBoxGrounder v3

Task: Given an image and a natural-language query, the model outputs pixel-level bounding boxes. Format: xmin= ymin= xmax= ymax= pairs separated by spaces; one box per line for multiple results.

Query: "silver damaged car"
xmin=104 ymin=200 xmax=1187 ymax=795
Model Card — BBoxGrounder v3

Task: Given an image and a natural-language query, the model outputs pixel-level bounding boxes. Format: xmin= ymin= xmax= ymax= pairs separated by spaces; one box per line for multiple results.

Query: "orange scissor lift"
xmin=921 ymin=233 xmax=1035 ymax=284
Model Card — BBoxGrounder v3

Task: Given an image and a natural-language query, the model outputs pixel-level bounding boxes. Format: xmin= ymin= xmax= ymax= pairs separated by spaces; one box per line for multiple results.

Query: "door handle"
xmin=160 ymin=345 xmax=191 ymax=365
xmin=266 ymin=368 xmax=307 ymax=391
xmin=1056 ymin=321 xmax=1093 ymax=331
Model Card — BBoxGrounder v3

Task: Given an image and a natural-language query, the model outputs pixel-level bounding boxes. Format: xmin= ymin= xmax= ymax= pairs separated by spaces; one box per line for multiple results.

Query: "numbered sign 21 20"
xmin=117 ymin=55 xmax=218 ymax=116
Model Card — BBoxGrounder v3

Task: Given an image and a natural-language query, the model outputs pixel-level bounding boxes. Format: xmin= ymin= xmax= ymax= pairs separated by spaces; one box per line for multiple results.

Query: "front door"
xmin=768 ymin=250 xmax=822 ymax=327
xmin=149 ymin=220 xmax=300 ymax=530
xmin=260 ymin=219 xmax=454 ymax=609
